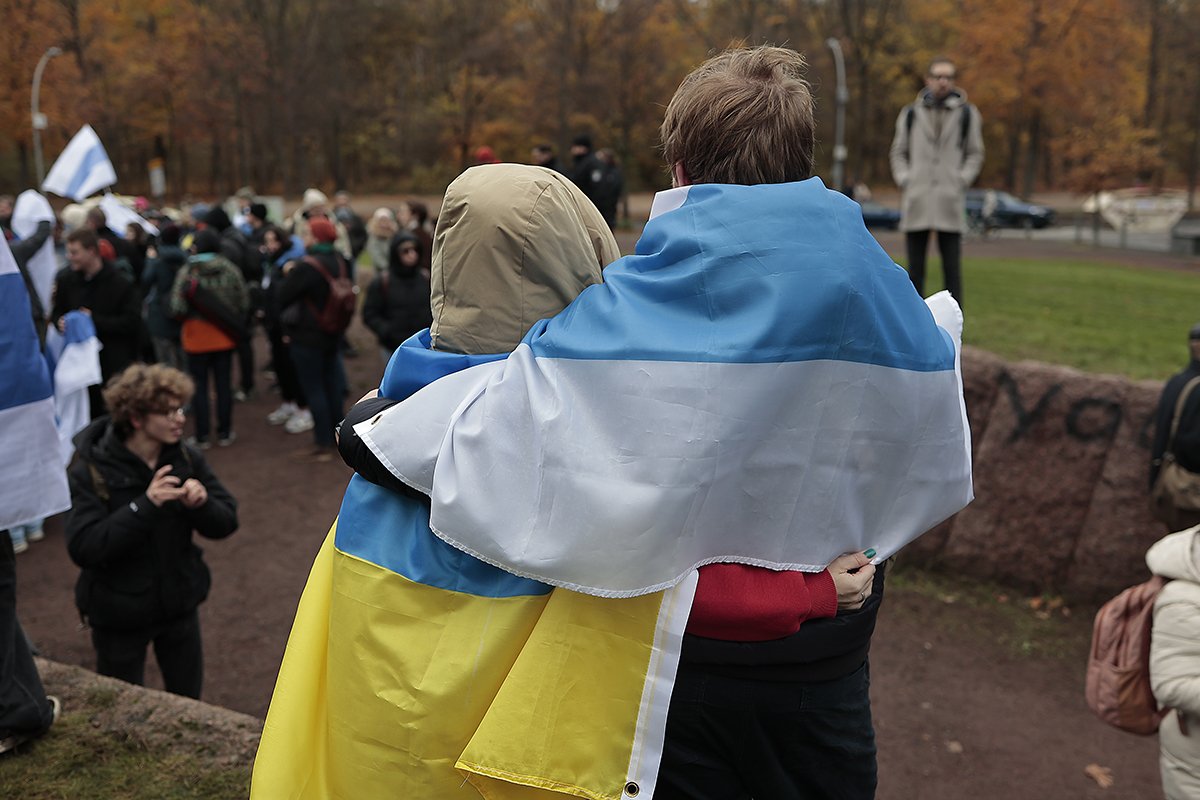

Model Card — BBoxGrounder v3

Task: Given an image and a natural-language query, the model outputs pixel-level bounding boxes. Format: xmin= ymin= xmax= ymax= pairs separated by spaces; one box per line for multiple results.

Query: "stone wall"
xmin=901 ymin=346 xmax=1168 ymax=602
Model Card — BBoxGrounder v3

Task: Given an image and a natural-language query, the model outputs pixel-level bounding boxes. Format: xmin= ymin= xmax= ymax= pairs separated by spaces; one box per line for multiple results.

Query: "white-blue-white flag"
xmin=41 ymin=124 xmax=118 ymax=201
xmin=44 ymin=312 xmax=102 ymax=464
xmin=0 ymin=237 xmax=70 ymax=530
xmin=10 ymin=189 xmax=58 ymax=314
xmin=359 ymin=179 xmax=974 ymax=597
xmin=99 ymin=194 xmax=158 ymax=236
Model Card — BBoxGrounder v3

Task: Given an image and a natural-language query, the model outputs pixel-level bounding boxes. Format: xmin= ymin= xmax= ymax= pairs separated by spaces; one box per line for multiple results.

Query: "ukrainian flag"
xmin=252 ymin=335 xmax=696 ymax=799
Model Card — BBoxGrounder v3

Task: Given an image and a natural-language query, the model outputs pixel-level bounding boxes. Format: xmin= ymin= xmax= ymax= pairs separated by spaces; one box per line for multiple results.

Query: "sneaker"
xmin=0 ymin=696 xmax=59 ymax=755
xmin=266 ymin=403 xmax=297 ymax=425
xmin=218 ymin=432 xmax=238 ymax=447
xmin=290 ymin=446 xmax=336 ymax=464
xmin=185 ymin=436 xmax=212 ymax=451
xmin=26 ymin=526 xmax=44 ymax=543
xmin=11 ymin=536 xmax=28 ymax=555
xmin=285 ymin=409 xmax=315 ymax=434
xmin=234 ymin=388 xmax=255 ymax=403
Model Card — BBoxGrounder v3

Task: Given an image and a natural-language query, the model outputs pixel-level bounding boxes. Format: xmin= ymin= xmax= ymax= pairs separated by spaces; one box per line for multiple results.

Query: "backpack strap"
xmin=87 ymin=461 xmax=110 ymax=505
xmin=1165 ymin=376 xmax=1200 ymax=457
xmin=905 ymin=103 xmax=972 ymax=159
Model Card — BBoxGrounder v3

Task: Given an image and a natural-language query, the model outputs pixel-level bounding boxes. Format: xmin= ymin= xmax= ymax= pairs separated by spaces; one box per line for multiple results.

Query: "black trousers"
xmin=236 ymin=324 xmax=255 ymax=394
xmin=655 ymin=661 xmax=876 ymax=800
xmin=268 ymin=325 xmax=307 ymax=407
xmin=905 ymin=229 xmax=962 ymax=306
xmin=90 ymin=609 xmax=203 ymax=699
xmin=0 ymin=531 xmax=54 ymax=738
xmin=187 ymin=348 xmax=234 ymax=441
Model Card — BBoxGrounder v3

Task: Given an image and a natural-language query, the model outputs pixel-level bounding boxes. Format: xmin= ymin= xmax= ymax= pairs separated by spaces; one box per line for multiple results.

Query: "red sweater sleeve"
xmin=686 ymin=564 xmax=838 ymax=641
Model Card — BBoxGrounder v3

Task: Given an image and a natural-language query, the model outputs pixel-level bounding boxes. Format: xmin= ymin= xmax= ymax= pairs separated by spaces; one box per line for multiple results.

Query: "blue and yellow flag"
xmin=252 ymin=335 xmax=696 ymax=799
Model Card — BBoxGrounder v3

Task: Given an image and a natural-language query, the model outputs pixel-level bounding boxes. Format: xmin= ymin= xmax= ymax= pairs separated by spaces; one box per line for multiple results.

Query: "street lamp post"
xmin=32 ymin=46 xmax=63 ymax=186
xmin=825 ymin=38 xmax=848 ymax=192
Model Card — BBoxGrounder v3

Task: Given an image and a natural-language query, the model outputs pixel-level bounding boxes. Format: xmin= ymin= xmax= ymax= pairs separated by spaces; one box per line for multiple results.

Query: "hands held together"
xmin=146 ymin=465 xmax=207 ymax=509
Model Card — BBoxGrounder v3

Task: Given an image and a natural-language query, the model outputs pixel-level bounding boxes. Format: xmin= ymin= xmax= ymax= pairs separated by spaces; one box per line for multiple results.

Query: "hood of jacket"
xmin=917 ymin=86 xmax=969 ymax=111
xmin=1147 ymin=527 xmax=1200 ymax=583
xmin=430 ymin=164 xmax=620 ymax=355
xmin=72 ymin=416 xmax=150 ymax=482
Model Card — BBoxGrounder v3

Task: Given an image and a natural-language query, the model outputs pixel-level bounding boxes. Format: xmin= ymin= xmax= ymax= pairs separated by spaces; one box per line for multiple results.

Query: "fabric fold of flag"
xmin=44 ymin=311 xmax=103 ymax=464
xmin=0 ymin=238 xmax=70 ymax=530
xmin=358 ymin=178 xmax=974 ymax=598
xmin=10 ymin=190 xmax=57 ymax=312
xmin=41 ymin=124 xmax=117 ymax=201
xmin=253 ymin=337 xmax=696 ymax=800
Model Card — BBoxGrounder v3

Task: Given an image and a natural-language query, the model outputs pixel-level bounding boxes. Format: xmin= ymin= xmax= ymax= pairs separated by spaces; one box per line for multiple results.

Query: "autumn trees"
xmin=0 ymin=0 xmax=1197 ymax=205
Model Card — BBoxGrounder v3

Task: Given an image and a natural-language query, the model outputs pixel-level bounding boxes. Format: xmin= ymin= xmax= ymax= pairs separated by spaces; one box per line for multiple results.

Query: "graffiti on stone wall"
xmin=995 ymin=369 xmax=1154 ymax=447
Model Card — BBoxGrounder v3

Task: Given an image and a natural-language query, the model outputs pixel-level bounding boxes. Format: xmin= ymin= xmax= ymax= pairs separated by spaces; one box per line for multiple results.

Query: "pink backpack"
xmin=1085 ymin=576 xmax=1168 ymax=735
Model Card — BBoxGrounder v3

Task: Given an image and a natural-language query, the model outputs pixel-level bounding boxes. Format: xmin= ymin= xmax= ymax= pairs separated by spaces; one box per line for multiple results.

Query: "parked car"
xmin=966 ymin=189 xmax=1056 ymax=230
xmin=858 ymin=200 xmax=901 ymax=230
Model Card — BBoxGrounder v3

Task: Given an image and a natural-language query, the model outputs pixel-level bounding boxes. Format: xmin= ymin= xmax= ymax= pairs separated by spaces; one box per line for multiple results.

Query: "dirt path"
xmin=13 ymin=232 xmax=1171 ymax=798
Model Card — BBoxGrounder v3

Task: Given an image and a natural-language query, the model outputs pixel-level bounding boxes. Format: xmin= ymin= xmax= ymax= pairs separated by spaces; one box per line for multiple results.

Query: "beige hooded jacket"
xmin=429 ymin=164 xmax=620 ymax=355
xmin=1147 ymin=527 xmax=1200 ymax=800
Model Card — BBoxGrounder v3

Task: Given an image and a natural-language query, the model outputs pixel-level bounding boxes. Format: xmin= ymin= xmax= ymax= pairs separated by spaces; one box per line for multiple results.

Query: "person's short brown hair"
xmin=66 ymin=228 xmax=100 ymax=252
xmin=102 ymin=363 xmax=194 ymax=440
xmin=660 ymin=46 xmax=815 ymax=186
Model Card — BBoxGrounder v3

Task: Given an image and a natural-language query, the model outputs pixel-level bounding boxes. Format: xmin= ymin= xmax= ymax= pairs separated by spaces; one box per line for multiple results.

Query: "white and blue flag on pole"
xmin=0 ymin=237 xmax=70 ymax=531
xmin=359 ymin=178 xmax=974 ymax=597
xmin=44 ymin=312 xmax=102 ymax=464
xmin=41 ymin=124 xmax=117 ymax=201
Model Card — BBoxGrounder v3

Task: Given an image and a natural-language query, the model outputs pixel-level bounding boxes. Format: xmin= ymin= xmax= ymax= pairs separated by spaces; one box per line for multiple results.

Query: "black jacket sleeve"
xmin=184 ymin=449 xmax=239 ymax=540
xmin=338 ymin=396 xmax=429 ymax=503
xmin=361 ymin=276 xmax=389 ymax=342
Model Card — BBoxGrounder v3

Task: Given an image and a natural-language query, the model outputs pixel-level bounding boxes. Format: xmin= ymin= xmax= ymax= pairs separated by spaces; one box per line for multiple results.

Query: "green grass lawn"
xmin=920 ymin=257 xmax=1200 ymax=380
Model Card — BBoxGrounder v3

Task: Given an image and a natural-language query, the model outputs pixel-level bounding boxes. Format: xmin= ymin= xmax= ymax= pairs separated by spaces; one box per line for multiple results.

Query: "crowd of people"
xmin=6 ymin=45 xmax=1197 ymax=800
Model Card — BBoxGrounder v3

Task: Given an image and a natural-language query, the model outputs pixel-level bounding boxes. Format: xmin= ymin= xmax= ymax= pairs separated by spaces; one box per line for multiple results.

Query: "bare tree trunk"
xmin=1021 ymin=111 xmax=1041 ymax=198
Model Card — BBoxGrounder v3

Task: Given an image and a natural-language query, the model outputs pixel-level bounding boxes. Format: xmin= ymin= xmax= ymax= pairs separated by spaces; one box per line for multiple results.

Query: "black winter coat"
xmin=361 ymin=234 xmax=432 ymax=351
xmin=66 ymin=419 xmax=238 ymax=630
xmin=1151 ymin=359 xmax=1200 ymax=487
xmin=277 ymin=245 xmax=347 ymax=350
xmin=51 ymin=262 xmax=143 ymax=381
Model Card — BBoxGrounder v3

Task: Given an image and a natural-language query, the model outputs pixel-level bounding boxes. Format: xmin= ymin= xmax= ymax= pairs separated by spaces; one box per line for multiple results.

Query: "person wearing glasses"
xmin=889 ymin=56 xmax=984 ymax=305
xmin=64 ymin=363 xmax=238 ymax=699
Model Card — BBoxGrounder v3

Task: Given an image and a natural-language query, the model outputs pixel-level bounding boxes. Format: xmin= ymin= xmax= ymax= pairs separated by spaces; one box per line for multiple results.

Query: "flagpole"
xmin=31 ymin=46 xmax=63 ymax=186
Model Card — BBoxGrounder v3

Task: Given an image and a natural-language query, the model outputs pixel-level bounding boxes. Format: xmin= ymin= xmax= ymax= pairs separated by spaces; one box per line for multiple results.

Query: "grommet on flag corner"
xmin=624 ymin=781 xmax=640 ymax=796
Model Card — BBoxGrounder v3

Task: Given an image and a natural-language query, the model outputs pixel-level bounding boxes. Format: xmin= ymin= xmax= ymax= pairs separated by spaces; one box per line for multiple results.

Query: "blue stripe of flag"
xmin=0 ymin=272 xmax=53 ymax=411
xmin=524 ymin=178 xmax=955 ymax=372
xmin=336 ymin=475 xmax=552 ymax=598
xmin=64 ymin=143 xmax=111 ymax=199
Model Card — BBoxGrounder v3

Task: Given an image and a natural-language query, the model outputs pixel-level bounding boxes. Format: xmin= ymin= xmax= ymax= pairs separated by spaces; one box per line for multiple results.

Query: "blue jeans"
xmin=289 ymin=342 xmax=345 ymax=447
xmin=186 ymin=349 xmax=234 ymax=441
xmin=655 ymin=661 xmax=877 ymax=799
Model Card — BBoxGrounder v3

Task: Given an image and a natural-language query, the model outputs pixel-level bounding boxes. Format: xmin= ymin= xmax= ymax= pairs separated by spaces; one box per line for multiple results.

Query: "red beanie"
xmin=308 ymin=216 xmax=337 ymax=243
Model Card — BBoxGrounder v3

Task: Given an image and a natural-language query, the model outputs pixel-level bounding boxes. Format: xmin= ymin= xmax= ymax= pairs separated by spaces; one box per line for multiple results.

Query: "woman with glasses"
xmin=361 ymin=231 xmax=432 ymax=364
xmin=64 ymin=363 xmax=238 ymax=699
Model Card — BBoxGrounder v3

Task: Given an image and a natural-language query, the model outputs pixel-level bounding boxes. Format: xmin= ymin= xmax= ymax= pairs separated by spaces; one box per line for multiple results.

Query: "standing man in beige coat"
xmin=889 ymin=56 xmax=984 ymax=305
